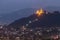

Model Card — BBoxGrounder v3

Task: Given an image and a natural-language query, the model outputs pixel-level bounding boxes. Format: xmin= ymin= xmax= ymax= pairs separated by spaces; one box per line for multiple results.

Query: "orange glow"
xmin=36 ymin=8 xmax=44 ymax=16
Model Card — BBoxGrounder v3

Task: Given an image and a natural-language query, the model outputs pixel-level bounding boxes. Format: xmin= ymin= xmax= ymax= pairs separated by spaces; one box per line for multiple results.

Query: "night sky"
xmin=0 ymin=0 xmax=60 ymax=14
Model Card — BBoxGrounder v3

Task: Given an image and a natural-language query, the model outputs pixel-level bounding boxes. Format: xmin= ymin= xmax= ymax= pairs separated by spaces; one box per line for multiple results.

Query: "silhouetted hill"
xmin=8 ymin=11 xmax=60 ymax=29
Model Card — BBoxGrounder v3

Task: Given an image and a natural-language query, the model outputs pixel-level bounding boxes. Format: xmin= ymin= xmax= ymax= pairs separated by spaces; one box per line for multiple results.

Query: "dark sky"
xmin=0 ymin=0 xmax=60 ymax=14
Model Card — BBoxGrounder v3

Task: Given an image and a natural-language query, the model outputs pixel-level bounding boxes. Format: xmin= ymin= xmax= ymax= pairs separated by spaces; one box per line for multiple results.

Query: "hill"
xmin=8 ymin=11 xmax=60 ymax=29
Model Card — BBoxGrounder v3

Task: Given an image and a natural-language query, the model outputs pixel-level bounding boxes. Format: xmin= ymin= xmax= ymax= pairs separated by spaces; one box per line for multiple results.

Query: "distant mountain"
xmin=46 ymin=7 xmax=60 ymax=12
xmin=8 ymin=11 xmax=60 ymax=29
xmin=0 ymin=8 xmax=36 ymax=25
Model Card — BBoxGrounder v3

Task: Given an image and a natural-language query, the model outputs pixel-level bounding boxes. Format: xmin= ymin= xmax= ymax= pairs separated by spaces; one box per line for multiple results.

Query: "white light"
xmin=0 ymin=26 xmax=3 ymax=29
xmin=26 ymin=24 xmax=28 ymax=26
xmin=46 ymin=11 xmax=48 ymax=14
xmin=35 ymin=18 xmax=38 ymax=21
xmin=29 ymin=21 xmax=32 ymax=23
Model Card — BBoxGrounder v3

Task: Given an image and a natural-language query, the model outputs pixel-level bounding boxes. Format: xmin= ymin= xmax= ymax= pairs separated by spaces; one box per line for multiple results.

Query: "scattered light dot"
xmin=29 ymin=21 xmax=32 ymax=23
xmin=35 ymin=18 xmax=38 ymax=21
xmin=26 ymin=24 xmax=28 ymax=26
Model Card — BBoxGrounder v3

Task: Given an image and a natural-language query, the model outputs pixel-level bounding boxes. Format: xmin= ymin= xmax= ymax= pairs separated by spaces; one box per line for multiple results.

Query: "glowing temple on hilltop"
xmin=36 ymin=8 xmax=44 ymax=16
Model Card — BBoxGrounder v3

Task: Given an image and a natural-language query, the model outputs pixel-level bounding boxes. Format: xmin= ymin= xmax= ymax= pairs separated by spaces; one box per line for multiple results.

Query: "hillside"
xmin=8 ymin=11 xmax=60 ymax=29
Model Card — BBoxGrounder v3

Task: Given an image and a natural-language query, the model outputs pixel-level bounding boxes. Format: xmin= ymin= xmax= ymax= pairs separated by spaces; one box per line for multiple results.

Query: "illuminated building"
xmin=36 ymin=8 xmax=44 ymax=16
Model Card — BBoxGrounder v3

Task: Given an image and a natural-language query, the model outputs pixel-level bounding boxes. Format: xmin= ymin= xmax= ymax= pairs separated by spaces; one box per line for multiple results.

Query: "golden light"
xmin=36 ymin=8 xmax=44 ymax=16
